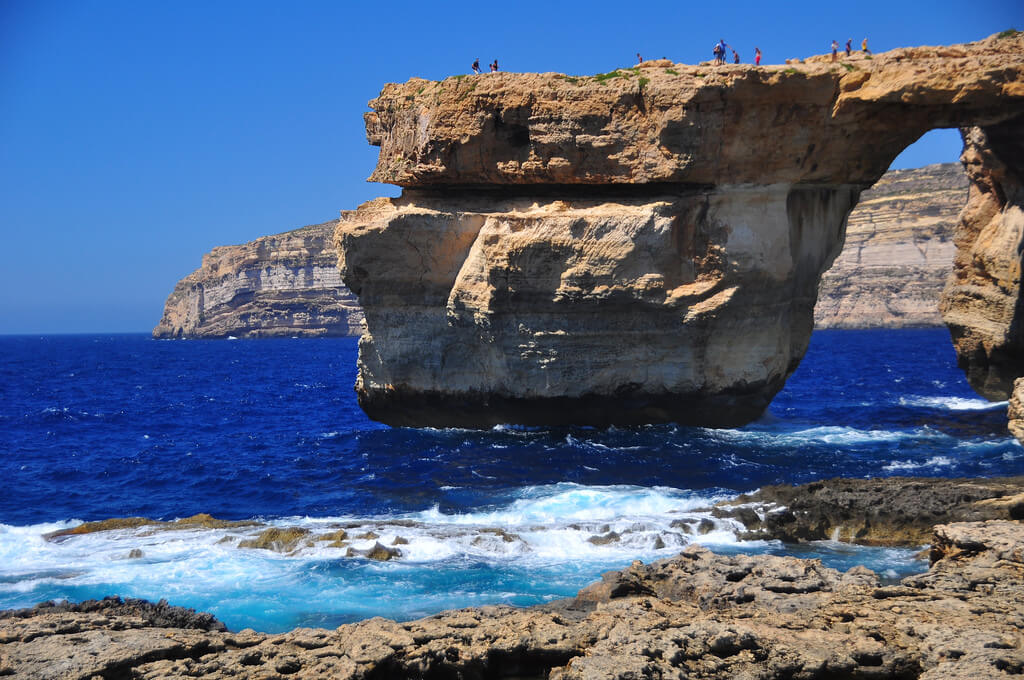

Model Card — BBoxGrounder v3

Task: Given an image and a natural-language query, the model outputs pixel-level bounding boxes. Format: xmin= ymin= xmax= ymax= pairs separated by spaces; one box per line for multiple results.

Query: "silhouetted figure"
xmin=490 ymin=59 xmax=499 ymax=72
xmin=472 ymin=58 xmax=481 ymax=74
xmin=831 ymin=40 xmax=839 ymax=62
xmin=755 ymin=47 xmax=762 ymax=65
xmin=845 ymin=39 xmax=852 ymax=56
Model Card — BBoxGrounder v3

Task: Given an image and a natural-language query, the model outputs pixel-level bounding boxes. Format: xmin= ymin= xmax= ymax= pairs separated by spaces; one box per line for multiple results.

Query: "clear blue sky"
xmin=1 ymin=0 xmax=1019 ymax=334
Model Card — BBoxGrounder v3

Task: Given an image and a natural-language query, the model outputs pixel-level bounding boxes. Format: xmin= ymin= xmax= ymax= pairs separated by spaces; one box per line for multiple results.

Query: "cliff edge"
xmin=336 ymin=33 xmax=1024 ymax=428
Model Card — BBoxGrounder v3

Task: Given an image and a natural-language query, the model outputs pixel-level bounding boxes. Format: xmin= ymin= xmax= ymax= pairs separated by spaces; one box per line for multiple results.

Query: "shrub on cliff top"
xmin=997 ymin=28 xmax=1020 ymax=39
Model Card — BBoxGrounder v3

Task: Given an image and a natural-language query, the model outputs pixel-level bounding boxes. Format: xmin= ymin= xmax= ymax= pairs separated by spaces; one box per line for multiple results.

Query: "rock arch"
xmin=336 ymin=34 xmax=1024 ymax=428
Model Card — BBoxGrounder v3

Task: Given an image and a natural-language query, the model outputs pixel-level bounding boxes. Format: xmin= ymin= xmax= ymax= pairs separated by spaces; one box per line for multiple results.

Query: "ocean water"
xmin=0 ymin=329 xmax=1020 ymax=632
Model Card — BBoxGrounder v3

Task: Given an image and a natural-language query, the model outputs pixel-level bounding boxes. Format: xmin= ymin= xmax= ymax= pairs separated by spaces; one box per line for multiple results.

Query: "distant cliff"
xmin=152 ymin=220 xmax=362 ymax=339
xmin=814 ymin=162 xmax=967 ymax=328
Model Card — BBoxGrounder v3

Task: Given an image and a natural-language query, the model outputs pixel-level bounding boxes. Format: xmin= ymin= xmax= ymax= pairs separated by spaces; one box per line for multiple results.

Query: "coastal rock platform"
xmin=4 ymin=477 xmax=1024 ymax=679
xmin=2 ymin=520 xmax=1022 ymax=679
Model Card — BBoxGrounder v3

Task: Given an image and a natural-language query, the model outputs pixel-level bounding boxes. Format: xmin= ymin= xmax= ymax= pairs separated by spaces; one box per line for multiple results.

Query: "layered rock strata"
xmin=337 ymin=34 xmax=1024 ymax=428
xmin=814 ymin=163 xmax=966 ymax=328
xmin=940 ymin=117 xmax=1024 ymax=400
xmin=4 ymin=519 xmax=1023 ymax=679
xmin=153 ymin=220 xmax=362 ymax=339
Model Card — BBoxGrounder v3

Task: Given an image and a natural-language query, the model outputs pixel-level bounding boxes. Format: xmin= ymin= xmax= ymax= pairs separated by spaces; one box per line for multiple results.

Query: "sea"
xmin=1 ymin=329 xmax=1021 ymax=633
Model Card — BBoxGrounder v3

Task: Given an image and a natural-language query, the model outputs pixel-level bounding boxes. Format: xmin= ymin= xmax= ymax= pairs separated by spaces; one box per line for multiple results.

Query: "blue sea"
xmin=1 ymin=329 xmax=1021 ymax=632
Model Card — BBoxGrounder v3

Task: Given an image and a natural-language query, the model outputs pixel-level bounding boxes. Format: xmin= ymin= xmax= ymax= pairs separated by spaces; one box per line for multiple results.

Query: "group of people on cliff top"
xmin=710 ymin=40 xmax=761 ymax=65
xmin=831 ymin=38 xmax=871 ymax=61
xmin=472 ymin=36 xmax=872 ymax=76
xmin=471 ymin=58 xmax=499 ymax=74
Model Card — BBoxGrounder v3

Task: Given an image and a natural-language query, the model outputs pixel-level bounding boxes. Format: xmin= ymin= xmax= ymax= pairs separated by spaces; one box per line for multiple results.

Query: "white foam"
xmin=898 ymin=396 xmax=1008 ymax=411
xmin=882 ymin=456 xmax=955 ymax=472
xmin=709 ymin=425 xmax=951 ymax=447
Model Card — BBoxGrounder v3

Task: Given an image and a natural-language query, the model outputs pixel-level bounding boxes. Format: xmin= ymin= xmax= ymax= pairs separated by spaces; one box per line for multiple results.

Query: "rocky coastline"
xmin=3 ymin=476 xmax=1022 ymax=679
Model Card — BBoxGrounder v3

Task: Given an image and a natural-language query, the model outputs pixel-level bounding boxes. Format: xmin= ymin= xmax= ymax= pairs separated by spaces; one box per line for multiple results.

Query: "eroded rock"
xmin=4 ymin=520 xmax=1024 ymax=679
xmin=337 ymin=34 xmax=1024 ymax=428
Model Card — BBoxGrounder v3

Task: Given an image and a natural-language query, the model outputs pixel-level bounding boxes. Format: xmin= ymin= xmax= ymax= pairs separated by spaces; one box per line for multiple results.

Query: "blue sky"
xmin=1 ymin=1 xmax=1019 ymax=334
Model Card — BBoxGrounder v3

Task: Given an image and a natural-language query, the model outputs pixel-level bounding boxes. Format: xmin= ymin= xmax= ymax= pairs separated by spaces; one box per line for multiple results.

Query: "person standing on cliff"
xmin=637 ymin=52 xmax=643 ymax=63
xmin=831 ymin=40 xmax=839 ymax=62
xmin=472 ymin=58 xmax=481 ymax=74
xmin=732 ymin=49 xmax=740 ymax=64
xmin=862 ymin=38 xmax=871 ymax=54
xmin=845 ymin=39 xmax=852 ymax=57
xmin=755 ymin=47 xmax=762 ymax=65
xmin=490 ymin=59 xmax=499 ymax=72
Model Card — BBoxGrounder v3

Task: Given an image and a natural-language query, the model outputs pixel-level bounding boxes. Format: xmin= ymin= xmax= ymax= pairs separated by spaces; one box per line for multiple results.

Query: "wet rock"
xmin=346 ymin=542 xmax=401 ymax=561
xmin=714 ymin=476 xmax=1024 ymax=545
xmin=237 ymin=527 xmax=310 ymax=553
xmin=587 ymin=531 xmax=621 ymax=545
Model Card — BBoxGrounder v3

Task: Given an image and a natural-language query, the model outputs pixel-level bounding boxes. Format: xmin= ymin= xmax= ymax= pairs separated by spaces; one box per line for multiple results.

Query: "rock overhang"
xmin=337 ymin=33 xmax=1024 ymax=428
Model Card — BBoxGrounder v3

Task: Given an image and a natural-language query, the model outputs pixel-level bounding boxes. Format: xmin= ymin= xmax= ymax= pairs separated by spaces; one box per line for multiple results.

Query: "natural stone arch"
xmin=337 ymin=34 xmax=1024 ymax=428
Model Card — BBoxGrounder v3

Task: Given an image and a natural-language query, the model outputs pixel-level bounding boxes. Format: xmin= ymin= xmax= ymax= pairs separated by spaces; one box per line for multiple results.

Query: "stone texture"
xmin=815 ymin=163 xmax=966 ymax=328
xmin=3 ymin=518 xmax=1023 ymax=679
xmin=940 ymin=117 xmax=1024 ymax=400
xmin=337 ymin=34 xmax=1024 ymax=428
xmin=1008 ymin=377 xmax=1024 ymax=441
xmin=153 ymin=220 xmax=363 ymax=339
xmin=711 ymin=476 xmax=1024 ymax=546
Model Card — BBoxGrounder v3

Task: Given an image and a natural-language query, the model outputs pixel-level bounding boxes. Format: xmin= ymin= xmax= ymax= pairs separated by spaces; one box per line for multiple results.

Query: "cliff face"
xmin=940 ymin=118 xmax=1024 ymax=400
xmin=337 ymin=34 xmax=1024 ymax=428
xmin=153 ymin=220 xmax=363 ymax=339
xmin=814 ymin=163 xmax=966 ymax=329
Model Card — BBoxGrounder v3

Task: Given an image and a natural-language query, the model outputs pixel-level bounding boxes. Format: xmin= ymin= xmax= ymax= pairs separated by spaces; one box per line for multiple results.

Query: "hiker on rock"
xmin=755 ymin=47 xmax=762 ymax=65
xmin=472 ymin=58 xmax=481 ymax=74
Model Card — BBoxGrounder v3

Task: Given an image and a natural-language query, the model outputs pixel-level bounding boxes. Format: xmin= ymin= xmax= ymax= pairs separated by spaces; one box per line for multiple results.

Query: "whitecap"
xmin=898 ymin=395 xmax=1007 ymax=411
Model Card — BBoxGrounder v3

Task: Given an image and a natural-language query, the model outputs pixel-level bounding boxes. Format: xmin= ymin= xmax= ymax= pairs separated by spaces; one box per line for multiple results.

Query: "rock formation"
xmin=4 ymin=518 xmax=1023 ymax=679
xmin=940 ymin=118 xmax=1024 ymax=400
xmin=710 ymin=475 xmax=1024 ymax=545
xmin=815 ymin=163 xmax=966 ymax=328
xmin=152 ymin=220 xmax=362 ymax=339
xmin=336 ymin=34 xmax=1024 ymax=428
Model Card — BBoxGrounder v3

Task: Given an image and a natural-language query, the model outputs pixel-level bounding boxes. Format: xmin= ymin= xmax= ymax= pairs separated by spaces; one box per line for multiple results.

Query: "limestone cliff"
xmin=814 ymin=163 xmax=966 ymax=328
xmin=153 ymin=220 xmax=362 ymax=339
xmin=337 ymin=33 xmax=1024 ymax=428
xmin=940 ymin=118 xmax=1024 ymax=400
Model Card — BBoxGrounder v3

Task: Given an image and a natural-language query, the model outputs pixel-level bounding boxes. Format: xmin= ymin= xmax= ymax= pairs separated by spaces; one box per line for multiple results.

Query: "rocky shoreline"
xmin=3 ymin=476 xmax=1022 ymax=679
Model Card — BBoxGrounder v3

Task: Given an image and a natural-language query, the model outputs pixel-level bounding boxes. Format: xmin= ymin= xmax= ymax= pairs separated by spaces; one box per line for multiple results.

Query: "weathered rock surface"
xmin=153 ymin=220 xmax=363 ymax=339
xmin=3 ymin=519 xmax=1023 ymax=679
xmin=1008 ymin=377 xmax=1024 ymax=441
xmin=337 ymin=34 xmax=1024 ymax=428
xmin=815 ymin=163 xmax=966 ymax=328
xmin=940 ymin=117 xmax=1024 ymax=400
xmin=712 ymin=476 xmax=1024 ymax=545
